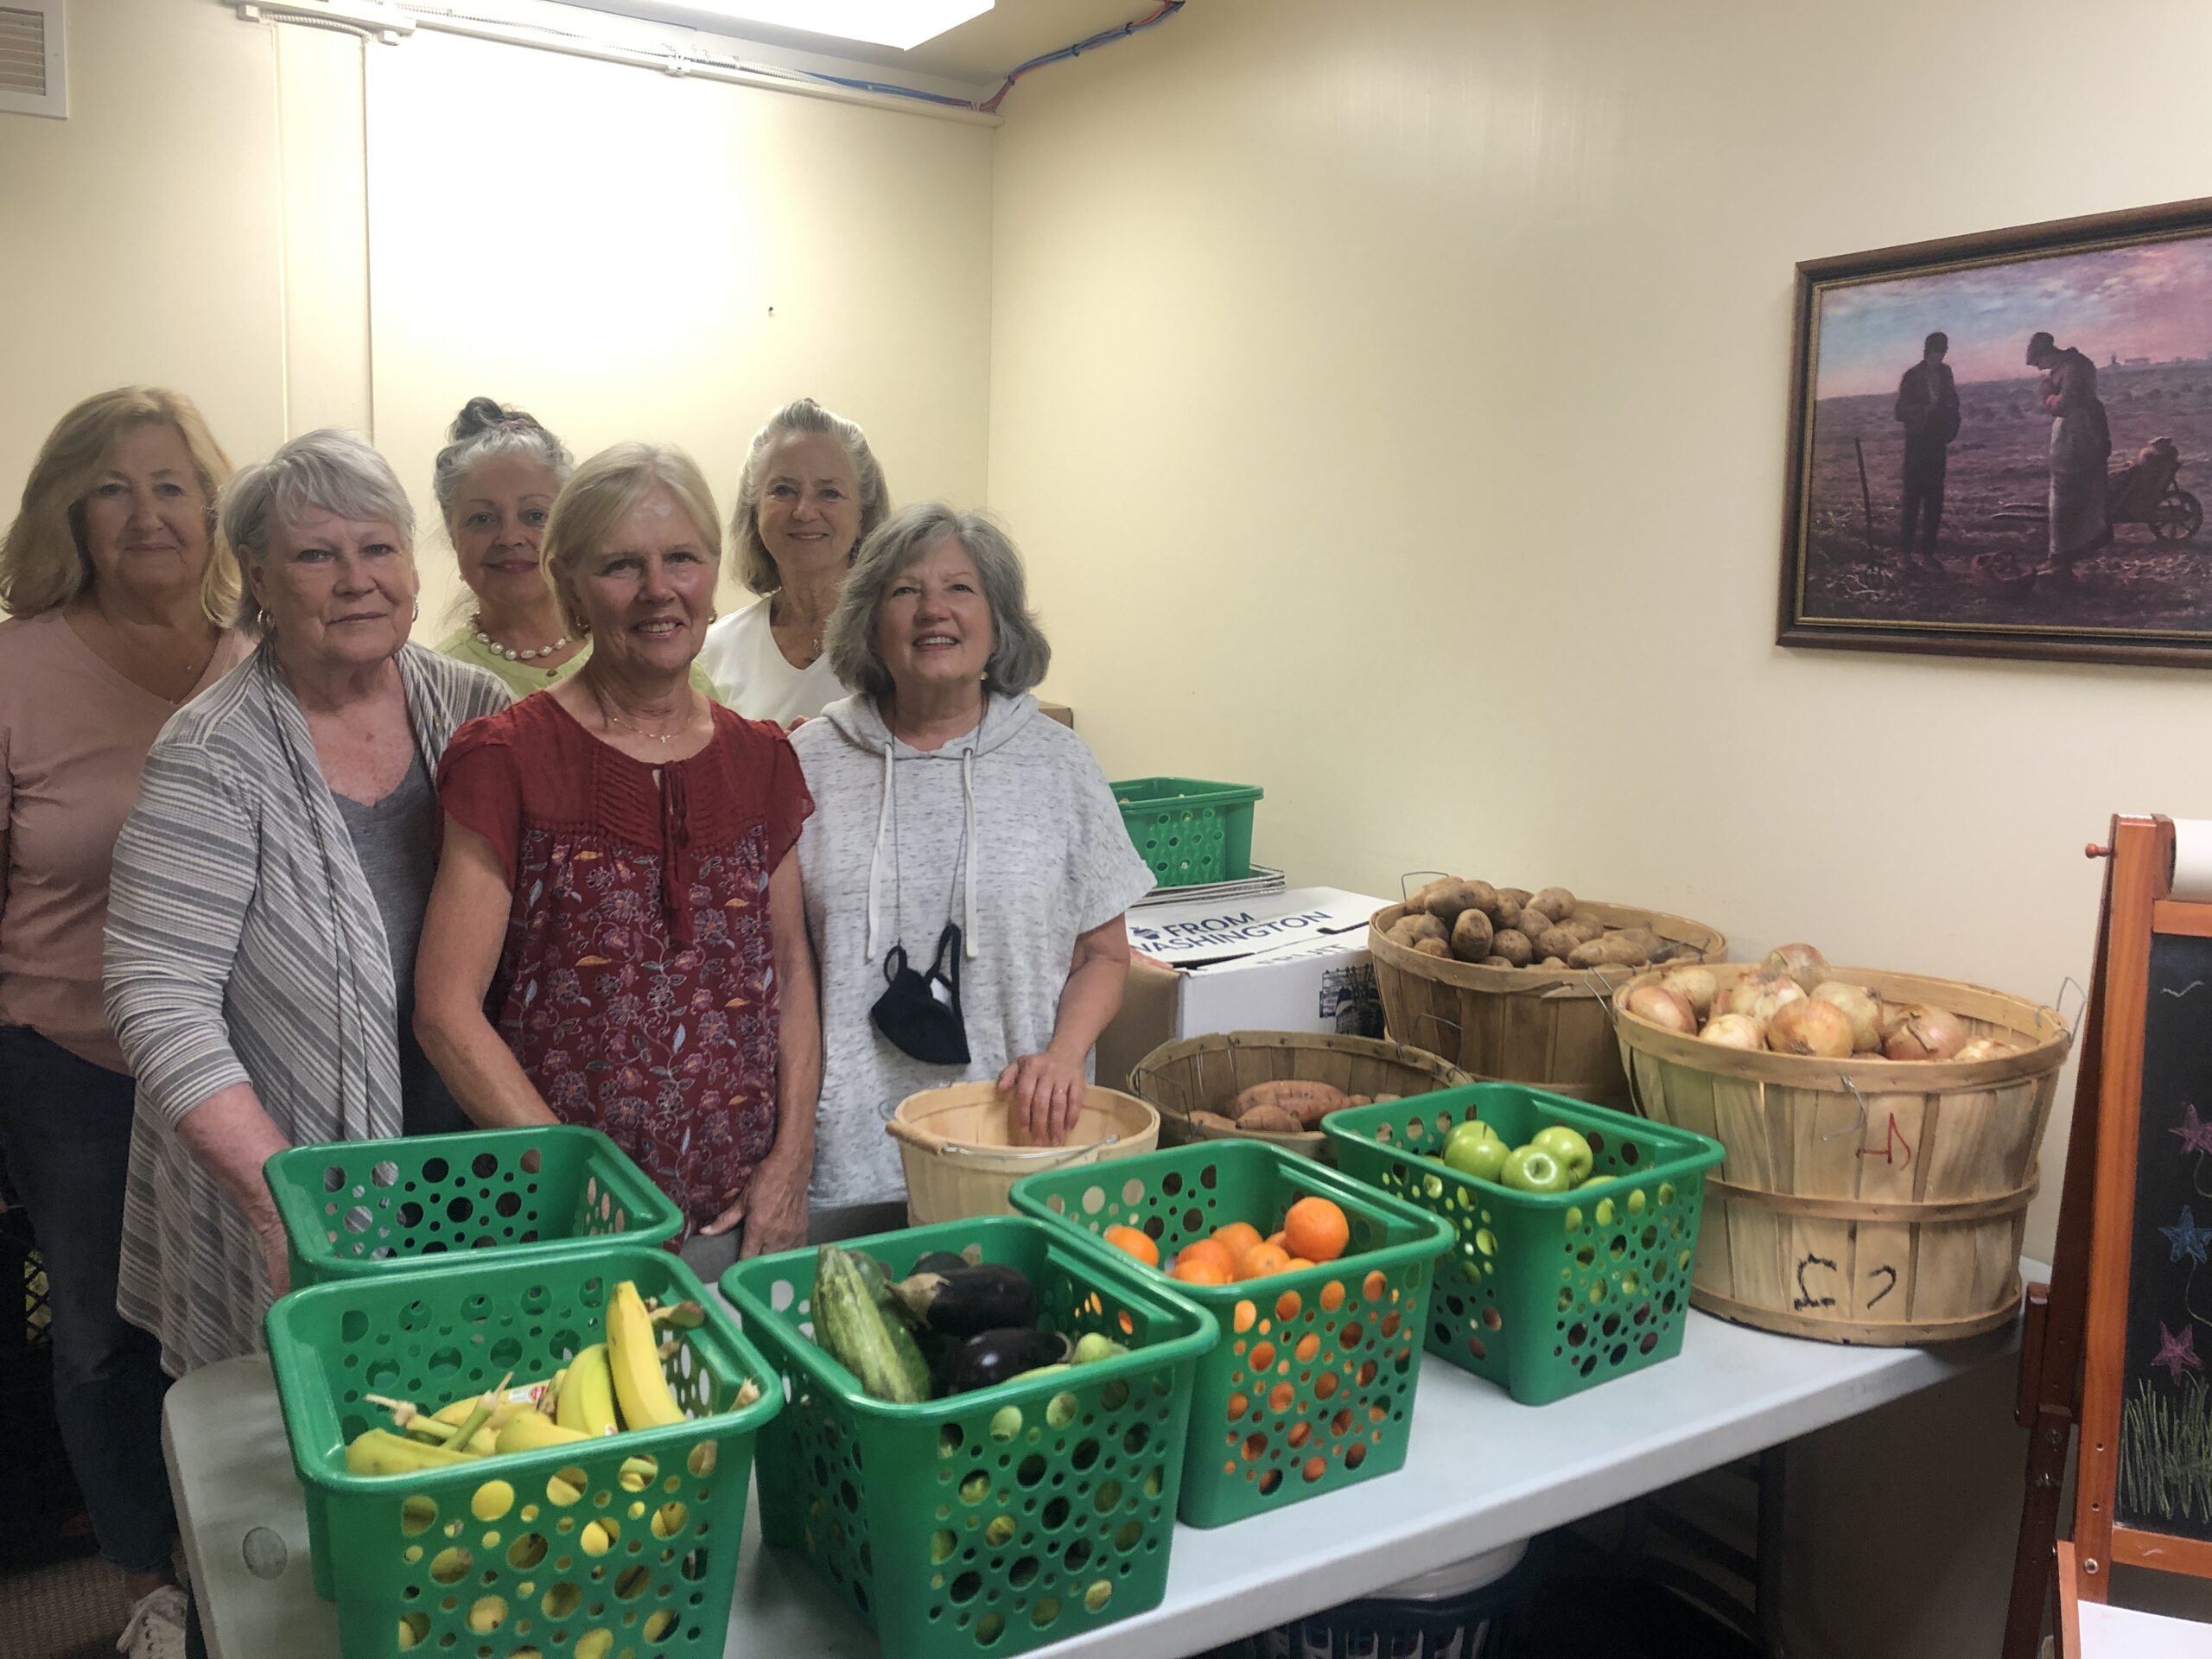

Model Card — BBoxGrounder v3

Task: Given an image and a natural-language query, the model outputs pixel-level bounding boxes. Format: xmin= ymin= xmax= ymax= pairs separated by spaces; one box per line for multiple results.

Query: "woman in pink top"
xmin=0 ymin=387 xmax=250 ymax=1650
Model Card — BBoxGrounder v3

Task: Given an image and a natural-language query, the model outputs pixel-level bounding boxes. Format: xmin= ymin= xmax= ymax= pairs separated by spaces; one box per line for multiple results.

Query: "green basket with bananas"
xmin=264 ymin=1243 xmax=778 ymax=1659
xmin=264 ymin=1126 xmax=683 ymax=1289
xmin=721 ymin=1215 xmax=1216 ymax=1659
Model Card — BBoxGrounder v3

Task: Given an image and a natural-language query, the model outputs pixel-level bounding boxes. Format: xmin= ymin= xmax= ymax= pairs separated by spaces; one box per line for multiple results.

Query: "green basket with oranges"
xmin=1323 ymin=1084 xmax=1725 ymax=1406
xmin=1012 ymin=1140 xmax=1453 ymax=1529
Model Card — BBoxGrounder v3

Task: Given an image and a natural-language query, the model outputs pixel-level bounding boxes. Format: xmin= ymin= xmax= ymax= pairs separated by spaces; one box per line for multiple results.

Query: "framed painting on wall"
xmin=1779 ymin=196 xmax=2212 ymax=667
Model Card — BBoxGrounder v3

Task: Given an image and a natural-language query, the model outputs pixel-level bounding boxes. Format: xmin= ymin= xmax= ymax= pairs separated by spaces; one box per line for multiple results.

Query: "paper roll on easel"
xmin=2171 ymin=820 xmax=2212 ymax=900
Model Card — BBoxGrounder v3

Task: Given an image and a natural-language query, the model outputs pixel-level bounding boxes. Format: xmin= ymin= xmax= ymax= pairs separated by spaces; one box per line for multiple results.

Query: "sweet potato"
xmin=1190 ymin=1110 xmax=1240 ymax=1134
xmin=1234 ymin=1104 xmax=1304 ymax=1135
xmin=1231 ymin=1079 xmax=1348 ymax=1129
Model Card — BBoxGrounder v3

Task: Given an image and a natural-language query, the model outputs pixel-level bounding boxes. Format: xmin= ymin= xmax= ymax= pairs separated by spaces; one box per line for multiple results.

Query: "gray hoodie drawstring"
xmin=867 ymin=741 xmax=895 ymax=961
xmin=961 ymin=747 xmax=979 ymax=960
xmin=865 ymin=731 xmax=982 ymax=963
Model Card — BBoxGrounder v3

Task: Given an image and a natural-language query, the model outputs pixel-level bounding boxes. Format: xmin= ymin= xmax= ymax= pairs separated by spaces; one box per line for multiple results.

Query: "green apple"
xmin=1529 ymin=1125 xmax=1595 ymax=1186
xmin=1442 ymin=1120 xmax=1509 ymax=1182
xmin=1501 ymin=1145 xmax=1573 ymax=1194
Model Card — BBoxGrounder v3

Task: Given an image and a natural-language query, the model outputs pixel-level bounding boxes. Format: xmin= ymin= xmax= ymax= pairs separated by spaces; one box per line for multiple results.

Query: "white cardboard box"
xmin=1097 ymin=887 xmax=1389 ymax=1090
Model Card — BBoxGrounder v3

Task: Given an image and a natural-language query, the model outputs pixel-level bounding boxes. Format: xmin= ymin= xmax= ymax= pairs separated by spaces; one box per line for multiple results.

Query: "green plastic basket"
xmin=264 ymin=1244 xmax=778 ymax=1658
xmin=1011 ymin=1140 xmax=1453 ymax=1528
xmin=1324 ymin=1084 xmax=1725 ymax=1407
xmin=721 ymin=1215 xmax=1215 ymax=1659
xmin=1109 ymin=776 xmax=1263 ymax=888
xmin=264 ymin=1127 xmax=682 ymax=1289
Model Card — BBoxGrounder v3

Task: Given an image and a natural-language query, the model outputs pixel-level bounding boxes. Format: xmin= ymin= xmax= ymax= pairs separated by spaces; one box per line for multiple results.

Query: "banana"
xmin=346 ymin=1429 xmax=480 ymax=1477
xmin=606 ymin=1281 xmax=687 ymax=1430
xmin=495 ymin=1414 xmax=589 ymax=1455
xmin=557 ymin=1344 xmax=619 ymax=1437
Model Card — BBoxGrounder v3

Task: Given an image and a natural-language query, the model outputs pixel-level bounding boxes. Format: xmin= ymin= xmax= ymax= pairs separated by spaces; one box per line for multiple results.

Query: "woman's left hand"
xmin=730 ymin=1154 xmax=810 ymax=1259
xmin=1000 ymin=1050 xmax=1087 ymax=1146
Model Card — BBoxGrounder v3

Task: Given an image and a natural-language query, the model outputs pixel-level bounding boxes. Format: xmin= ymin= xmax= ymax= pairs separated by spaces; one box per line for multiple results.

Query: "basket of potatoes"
xmin=1126 ymin=1030 xmax=1472 ymax=1161
xmin=1368 ymin=879 xmax=1726 ymax=1105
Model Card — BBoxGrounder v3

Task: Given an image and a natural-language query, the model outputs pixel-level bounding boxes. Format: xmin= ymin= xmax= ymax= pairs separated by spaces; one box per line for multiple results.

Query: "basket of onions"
xmin=1609 ymin=944 xmax=2067 ymax=1347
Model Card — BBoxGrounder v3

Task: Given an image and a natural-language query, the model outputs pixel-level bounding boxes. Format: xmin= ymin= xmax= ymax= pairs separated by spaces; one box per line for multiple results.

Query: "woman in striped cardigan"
xmin=102 ymin=430 xmax=509 ymax=1376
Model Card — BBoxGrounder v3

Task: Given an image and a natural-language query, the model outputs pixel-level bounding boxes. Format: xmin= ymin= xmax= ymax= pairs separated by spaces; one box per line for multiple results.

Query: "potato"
xmin=1463 ymin=880 xmax=1502 ymax=918
xmin=1235 ymin=1104 xmax=1305 ymax=1134
xmin=1190 ymin=1110 xmax=1240 ymax=1134
xmin=1518 ymin=902 xmax=1558 ymax=934
xmin=1491 ymin=902 xmax=1523 ymax=935
xmin=1423 ymin=880 xmax=1484 ymax=924
xmin=1231 ymin=1078 xmax=1348 ymax=1129
xmin=1480 ymin=955 xmax=1514 ymax=968
xmin=1535 ymin=925 xmax=1582 ymax=960
xmin=1403 ymin=880 xmax=1445 ymax=915
xmin=1499 ymin=887 xmax=1533 ymax=908
xmin=1449 ymin=909 xmax=1494 ymax=962
xmin=1490 ymin=928 xmax=1534 ymax=967
xmin=1539 ymin=957 xmax=1569 ymax=969
xmin=1530 ymin=887 xmax=1577 ymax=918
xmin=1560 ymin=914 xmax=1605 ymax=946
xmin=1569 ymin=936 xmax=1649 ymax=969
xmin=1389 ymin=912 xmax=1447 ymax=947
xmin=1414 ymin=938 xmax=1452 ymax=958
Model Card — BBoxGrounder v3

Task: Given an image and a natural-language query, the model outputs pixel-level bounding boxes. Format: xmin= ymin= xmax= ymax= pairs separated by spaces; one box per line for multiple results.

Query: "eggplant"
xmin=910 ymin=1250 xmax=972 ymax=1278
xmin=936 ymin=1327 xmax=1071 ymax=1396
xmin=890 ymin=1263 xmax=1039 ymax=1339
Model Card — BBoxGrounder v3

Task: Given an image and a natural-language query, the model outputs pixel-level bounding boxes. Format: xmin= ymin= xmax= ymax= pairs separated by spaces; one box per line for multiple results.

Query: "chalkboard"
xmin=2117 ymin=929 xmax=2212 ymax=1538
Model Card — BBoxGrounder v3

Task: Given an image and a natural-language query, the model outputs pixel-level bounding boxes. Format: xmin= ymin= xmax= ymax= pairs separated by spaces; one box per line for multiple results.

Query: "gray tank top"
xmin=334 ymin=752 xmax=467 ymax=1138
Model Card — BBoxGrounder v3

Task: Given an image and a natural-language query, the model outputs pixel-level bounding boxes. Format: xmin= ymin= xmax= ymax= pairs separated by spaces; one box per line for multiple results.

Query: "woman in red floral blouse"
xmin=415 ymin=442 xmax=820 ymax=1268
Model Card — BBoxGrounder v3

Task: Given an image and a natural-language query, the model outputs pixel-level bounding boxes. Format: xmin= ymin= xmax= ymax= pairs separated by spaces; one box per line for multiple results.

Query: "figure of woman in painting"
xmin=2026 ymin=330 xmax=2113 ymax=584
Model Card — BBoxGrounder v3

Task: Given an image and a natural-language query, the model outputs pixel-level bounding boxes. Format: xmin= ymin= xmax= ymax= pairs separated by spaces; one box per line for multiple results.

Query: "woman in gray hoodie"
xmin=790 ymin=504 xmax=1154 ymax=1236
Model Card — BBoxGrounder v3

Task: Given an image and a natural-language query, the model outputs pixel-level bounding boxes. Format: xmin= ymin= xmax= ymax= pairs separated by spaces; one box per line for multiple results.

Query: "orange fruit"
xmin=1103 ymin=1225 xmax=1159 ymax=1268
xmin=1170 ymin=1258 xmax=1230 ymax=1286
xmin=1283 ymin=1198 xmax=1350 ymax=1264
xmin=1285 ymin=1258 xmax=1316 ymax=1272
xmin=1173 ymin=1238 xmax=1236 ymax=1279
xmin=1236 ymin=1243 xmax=1292 ymax=1281
xmin=1211 ymin=1221 xmax=1263 ymax=1260
xmin=1265 ymin=1230 xmax=1288 ymax=1252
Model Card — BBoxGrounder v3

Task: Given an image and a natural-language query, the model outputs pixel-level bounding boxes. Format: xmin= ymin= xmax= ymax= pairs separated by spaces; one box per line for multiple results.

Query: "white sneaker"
xmin=118 ymin=1584 xmax=189 ymax=1659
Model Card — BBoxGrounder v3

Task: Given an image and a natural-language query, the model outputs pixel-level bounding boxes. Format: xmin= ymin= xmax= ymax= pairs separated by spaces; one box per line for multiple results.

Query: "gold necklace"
xmin=593 ymin=684 xmax=696 ymax=747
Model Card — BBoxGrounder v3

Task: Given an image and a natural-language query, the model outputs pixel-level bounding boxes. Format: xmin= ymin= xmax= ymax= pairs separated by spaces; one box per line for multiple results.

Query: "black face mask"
xmin=871 ymin=922 xmax=970 ymax=1065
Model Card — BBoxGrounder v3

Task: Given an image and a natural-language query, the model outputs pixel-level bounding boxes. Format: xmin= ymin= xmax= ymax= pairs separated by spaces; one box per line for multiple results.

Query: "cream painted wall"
xmin=3 ymin=1 xmax=993 ymax=631
xmin=983 ymin=3 xmax=2212 ymax=1652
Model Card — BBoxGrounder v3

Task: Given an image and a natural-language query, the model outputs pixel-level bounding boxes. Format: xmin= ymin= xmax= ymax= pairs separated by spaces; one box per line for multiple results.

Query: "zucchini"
xmin=889 ymin=1263 xmax=1039 ymax=1339
xmin=815 ymin=1246 xmax=930 ymax=1403
xmin=937 ymin=1327 xmax=1072 ymax=1396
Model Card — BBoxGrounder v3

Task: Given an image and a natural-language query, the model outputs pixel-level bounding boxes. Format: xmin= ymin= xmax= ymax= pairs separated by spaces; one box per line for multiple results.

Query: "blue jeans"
xmin=0 ymin=1025 xmax=175 ymax=1573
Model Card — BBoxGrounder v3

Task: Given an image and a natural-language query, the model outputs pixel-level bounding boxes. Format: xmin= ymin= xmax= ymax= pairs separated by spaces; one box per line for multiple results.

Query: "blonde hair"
xmin=0 ymin=386 xmax=240 ymax=622
xmin=729 ymin=397 xmax=888 ymax=596
xmin=543 ymin=442 xmax=722 ymax=634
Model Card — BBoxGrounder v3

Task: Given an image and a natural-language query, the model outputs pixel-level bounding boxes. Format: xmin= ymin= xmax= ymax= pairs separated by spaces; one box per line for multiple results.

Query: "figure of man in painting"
xmin=1893 ymin=330 xmax=1960 ymax=568
xmin=2026 ymin=330 xmax=2113 ymax=583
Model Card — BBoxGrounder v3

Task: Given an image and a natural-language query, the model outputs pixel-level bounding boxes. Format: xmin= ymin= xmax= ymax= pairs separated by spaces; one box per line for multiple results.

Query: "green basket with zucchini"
xmin=721 ymin=1216 xmax=1215 ymax=1659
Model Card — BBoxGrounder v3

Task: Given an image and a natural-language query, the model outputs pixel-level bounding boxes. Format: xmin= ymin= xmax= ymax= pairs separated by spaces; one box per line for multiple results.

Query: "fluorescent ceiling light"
xmin=635 ymin=1 xmax=994 ymax=50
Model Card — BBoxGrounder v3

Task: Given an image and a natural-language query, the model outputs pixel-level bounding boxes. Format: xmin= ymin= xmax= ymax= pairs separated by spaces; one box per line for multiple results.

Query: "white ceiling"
xmin=586 ymin=1 xmax=1171 ymax=88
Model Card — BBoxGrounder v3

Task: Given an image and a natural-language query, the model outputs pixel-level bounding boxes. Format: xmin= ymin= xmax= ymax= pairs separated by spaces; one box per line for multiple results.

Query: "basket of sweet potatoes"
xmin=1127 ymin=1031 xmax=1472 ymax=1162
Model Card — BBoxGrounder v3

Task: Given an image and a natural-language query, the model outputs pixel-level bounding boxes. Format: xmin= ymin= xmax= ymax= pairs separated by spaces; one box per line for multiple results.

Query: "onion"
xmin=1725 ymin=971 xmax=1793 ymax=1019
xmin=1766 ymin=998 xmax=1854 ymax=1058
xmin=1699 ymin=1014 xmax=1766 ymax=1050
xmin=1955 ymin=1037 xmax=2018 ymax=1064
xmin=1625 ymin=983 xmax=1697 ymax=1034
xmin=1658 ymin=965 xmax=1718 ymax=1020
xmin=1883 ymin=1004 xmax=1969 ymax=1062
xmin=1750 ymin=979 xmax=1807 ymax=1025
xmin=1810 ymin=981 xmax=1882 ymax=1052
xmin=1763 ymin=943 xmax=1831 ymax=991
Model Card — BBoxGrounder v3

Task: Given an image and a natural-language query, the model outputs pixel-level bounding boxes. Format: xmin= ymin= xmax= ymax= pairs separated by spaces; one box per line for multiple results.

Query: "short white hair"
xmin=220 ymin=429 xmax=414 ymax=632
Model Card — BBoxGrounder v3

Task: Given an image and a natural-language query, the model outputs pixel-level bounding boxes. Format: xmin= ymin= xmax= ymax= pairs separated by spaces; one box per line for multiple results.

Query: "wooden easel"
xmin=2005 ymin=815 xmax=2212 ymax=1656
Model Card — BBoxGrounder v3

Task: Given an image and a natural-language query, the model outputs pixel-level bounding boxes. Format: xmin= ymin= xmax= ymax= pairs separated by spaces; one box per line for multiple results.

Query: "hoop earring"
xmin=257 ymin=607 xmax=276 ymax=636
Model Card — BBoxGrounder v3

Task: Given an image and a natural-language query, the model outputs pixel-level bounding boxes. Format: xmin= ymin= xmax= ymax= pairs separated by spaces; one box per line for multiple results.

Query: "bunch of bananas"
xmin=345 ymin=1280 xmax=755 ymax=1478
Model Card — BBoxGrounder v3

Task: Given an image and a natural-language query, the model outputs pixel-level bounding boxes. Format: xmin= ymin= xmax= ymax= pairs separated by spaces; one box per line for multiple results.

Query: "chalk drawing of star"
xmin=2155 ymin=1323 xmax=2203 ymax=1382
xmin=2164 ymin=1206 xmax=2212 ymax=1263
xmin=2172 ymin=1103 xmax=2212 ymax=1157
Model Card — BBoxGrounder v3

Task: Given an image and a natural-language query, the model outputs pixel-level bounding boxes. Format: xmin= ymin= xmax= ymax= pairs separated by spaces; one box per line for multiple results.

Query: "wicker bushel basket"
xmin=1126 ymin=1031 xmax=1472 ymax=1161
xmin=887 ymin=1083 xmax=1160 ymax=1224
xmin=1368 ymin=901 xmax=1727 ymax=1103
xmin=1611 ymin=964 xmax=2066 ymax=1344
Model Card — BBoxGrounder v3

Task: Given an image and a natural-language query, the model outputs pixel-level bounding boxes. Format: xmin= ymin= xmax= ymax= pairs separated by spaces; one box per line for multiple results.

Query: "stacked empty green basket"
xmin=1324 ymin=1084 xmax=1724 ymax=1406
xmin=1110 ymin=776 xmax=1263 ymax=888
xmin=264 ymin=1244 xmax=779 ymax=1659
xmin=722 ymin=1215 xmax=1215 ymax=1659
xmin=263 ymin=1126 xmax=680 ymax=1289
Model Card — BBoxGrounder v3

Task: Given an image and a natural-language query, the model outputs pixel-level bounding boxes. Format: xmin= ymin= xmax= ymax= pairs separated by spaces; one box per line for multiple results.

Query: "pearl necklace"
xmin=471 ymin=615 xmax=569 ymax=663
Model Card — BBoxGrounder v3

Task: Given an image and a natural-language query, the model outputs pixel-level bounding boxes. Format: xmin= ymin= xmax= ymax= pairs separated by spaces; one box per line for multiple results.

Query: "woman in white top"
xmin=696 ymin=398 xmax=888 ymax=724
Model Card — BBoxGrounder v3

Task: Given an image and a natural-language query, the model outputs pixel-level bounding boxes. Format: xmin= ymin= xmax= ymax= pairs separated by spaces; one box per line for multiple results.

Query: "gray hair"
xmin=829 ymin=504 xmax=1051 ymax=701
xmin=429 ymin=396 xmax=575 ymax=533
xmin=730 ymin=397 xmax=889 ymax=595
xmin=219 ymin=429 xmax=414 ymax=632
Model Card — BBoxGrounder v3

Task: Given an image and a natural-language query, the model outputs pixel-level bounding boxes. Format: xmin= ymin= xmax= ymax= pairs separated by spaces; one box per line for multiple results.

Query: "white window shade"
xmin=0 ymin=0 xmax=66 ymax=118
xmin=581 ymin=0 xmax=991 ymax=52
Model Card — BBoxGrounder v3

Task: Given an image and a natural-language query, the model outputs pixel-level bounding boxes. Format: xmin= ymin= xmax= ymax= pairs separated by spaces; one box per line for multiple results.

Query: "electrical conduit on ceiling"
xmin=231 ymin=0 xmax=1186 ymax=122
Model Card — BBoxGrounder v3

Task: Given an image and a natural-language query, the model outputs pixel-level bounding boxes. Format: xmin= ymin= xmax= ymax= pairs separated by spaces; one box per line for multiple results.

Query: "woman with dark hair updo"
xmin=430 ymin=397 xmax=716 ymax=700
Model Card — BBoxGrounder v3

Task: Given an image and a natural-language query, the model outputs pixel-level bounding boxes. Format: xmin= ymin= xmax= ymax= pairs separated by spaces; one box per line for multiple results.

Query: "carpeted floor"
xmin=3 ymin=1552 xmax=125 ymax=1659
